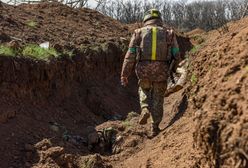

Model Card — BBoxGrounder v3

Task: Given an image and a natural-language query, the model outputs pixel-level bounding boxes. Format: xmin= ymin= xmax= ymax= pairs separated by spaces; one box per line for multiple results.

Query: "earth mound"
xmin=0 ymin=1 xmax=129 ymax=48
xmin=186 ymin=28 xmax=205 ymax=37
xmin=190 ymin=17 xmax=248 ymax=168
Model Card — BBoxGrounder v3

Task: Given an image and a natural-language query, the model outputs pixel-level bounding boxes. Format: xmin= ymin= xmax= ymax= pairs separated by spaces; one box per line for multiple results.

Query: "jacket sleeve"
xmin=169 ymin=30 xmax=180 ymax=60
xmin=167 ymin=29 xmax=181 ymax=72
xmin=121 ymin=30 xmax=139 ymax=78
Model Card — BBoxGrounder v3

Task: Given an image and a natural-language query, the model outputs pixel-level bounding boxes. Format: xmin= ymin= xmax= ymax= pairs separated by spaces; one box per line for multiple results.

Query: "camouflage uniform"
xmin=121 ymin=19 xmax=179 ymax=134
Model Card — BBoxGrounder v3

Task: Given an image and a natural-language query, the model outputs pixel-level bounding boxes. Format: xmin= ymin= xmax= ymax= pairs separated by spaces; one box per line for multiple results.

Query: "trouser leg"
xmin=138 ymin=80 xmax=151 ymax=125
xmin=138 ymin=79 xmax=152 ymax=109
xmin=138 ymin=80 xmax=167 ymax=136
xmin=150 ymin=81 xmax=167 ymax=133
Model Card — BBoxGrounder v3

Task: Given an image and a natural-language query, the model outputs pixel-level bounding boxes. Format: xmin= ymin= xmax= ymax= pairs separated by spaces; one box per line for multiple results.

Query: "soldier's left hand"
xmin=121 ymin=77 xmax=128 ymax=87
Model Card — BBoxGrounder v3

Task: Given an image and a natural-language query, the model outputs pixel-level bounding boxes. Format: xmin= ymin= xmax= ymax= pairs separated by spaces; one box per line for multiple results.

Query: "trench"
xmin=0 ymin=41 xmax=139 ymax=167
xmin=0 ymin=34 xmax=193 ymax=167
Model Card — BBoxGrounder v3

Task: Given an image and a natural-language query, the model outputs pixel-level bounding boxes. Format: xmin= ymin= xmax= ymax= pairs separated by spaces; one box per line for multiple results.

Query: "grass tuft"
xmin=191 ymin=73 xmax=198 ymax=85
xmin=26 ymin=20 xmax=38 ymax=28
xmin=0 ymin=45 xmax=16 ymax=56
xmin=190 ymin=45 xmax=201 ymax=54
xmin=22 ymin=44 xmax=59 ymax=60
xmin=192 ymin=35 xmax=205 ymax=44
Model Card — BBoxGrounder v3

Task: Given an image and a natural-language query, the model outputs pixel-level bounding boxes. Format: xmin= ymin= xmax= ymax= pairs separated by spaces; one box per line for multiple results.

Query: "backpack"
xmin=138 ymin=26 xmax=169 ymax=61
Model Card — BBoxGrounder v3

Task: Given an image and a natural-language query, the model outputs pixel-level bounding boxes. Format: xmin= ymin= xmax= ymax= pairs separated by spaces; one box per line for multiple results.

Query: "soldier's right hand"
xmin=121 ymin=77 xmax=128 ymax=87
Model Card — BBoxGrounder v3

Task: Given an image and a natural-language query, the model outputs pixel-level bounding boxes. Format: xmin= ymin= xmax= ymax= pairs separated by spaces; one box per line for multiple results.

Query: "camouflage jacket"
xmin=121 ymin=19 xmax=179 ymax=82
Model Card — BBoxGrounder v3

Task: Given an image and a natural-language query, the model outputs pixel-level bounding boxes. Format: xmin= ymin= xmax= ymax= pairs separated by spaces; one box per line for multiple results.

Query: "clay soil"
xmin=0 ymin=2 xmax=137 ymax=168
xmin=0 ymin=1 xmax=247 ymax=168
xmin=190 ymin=17 xmax=248 ymax=168
xmin=0 ymin=1 xmax=129 ymax=48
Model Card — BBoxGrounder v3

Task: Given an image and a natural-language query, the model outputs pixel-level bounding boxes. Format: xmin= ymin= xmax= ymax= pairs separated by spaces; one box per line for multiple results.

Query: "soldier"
xmin=121 ymin=9 xmax=180 ymax=138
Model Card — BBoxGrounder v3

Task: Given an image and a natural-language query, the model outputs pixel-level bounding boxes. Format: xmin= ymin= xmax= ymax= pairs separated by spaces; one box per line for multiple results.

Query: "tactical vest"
xmin=139 ymin=26 xmax=168 ymax=61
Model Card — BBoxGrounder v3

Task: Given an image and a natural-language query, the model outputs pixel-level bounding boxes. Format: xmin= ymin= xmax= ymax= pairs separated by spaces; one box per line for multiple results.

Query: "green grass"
xmin=192 ymin=35 xmax=205 ymax=44
xmin=26 ymin=20 xmax=38 ymax=28
xmin=191 ymin=73 xmax=198 ymax=85
xmin=190 ymin=45 xmax=201 ymax=54
xmin=22 ymin=44 xmax=59 ymax=60
xmin=90 ymin=45 xmax=102 ymax=53
xmin=0 ymin=45 xmax=16 ymax=56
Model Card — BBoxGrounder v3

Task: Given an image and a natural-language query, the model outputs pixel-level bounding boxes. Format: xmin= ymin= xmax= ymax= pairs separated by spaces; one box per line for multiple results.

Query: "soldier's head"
xmin=143 ymin=9 xmax=162 ymax=23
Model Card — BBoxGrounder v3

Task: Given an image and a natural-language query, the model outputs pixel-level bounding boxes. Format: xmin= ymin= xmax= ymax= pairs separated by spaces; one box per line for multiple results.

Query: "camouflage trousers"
xmin=138 ymin=79 xmax=167 ymax=130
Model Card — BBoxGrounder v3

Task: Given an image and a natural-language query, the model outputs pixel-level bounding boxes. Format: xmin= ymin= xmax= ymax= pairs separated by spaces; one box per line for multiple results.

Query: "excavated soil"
xmin=118 ymin=17 xmax=248 ymax=168
xmin=0 ymin=2 xmax=137 ymax=168
xmin=109 ymin=90 xmax=197 ymax=168
xmin=0 ymin=1 xmax=129 ymax=48
xmin=8 ymin=1 xmax=248 ymax=168
xmin=186 ymin=28 xmax=206 ymax=37
xmin=120 ymin=16 xmax=248 ymax=168
xmin=2 ymin=1 xmax=247 ymax=168
xmin=190 ymin=17 xmax=248 ymax=168
xmin=0 ymin=2 xmax=195 ymax=168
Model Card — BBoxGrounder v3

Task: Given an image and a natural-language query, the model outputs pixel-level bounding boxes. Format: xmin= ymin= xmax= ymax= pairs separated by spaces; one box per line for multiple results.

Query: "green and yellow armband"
xmin=129 ymin=47 xmax=136 ymax=54
xmin=171 ymin=47 xmax=180 ymax=57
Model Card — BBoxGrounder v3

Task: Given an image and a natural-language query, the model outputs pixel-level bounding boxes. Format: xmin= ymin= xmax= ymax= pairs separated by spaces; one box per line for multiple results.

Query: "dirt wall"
xmin=190 ymin=17 xmax=248 ymax=168
xmin=0 ymin=2 xmax=193 ymax=167
xmin=0 ymin=41 xmax=141 ymax=167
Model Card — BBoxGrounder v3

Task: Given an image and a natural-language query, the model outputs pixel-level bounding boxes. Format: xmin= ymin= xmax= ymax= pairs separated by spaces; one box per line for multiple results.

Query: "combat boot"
xmin=164 ymin=84 xmax=183 ymax=97
xmin=148 ymin=126 xmax=160 ymax=139
xmin=139 ymin=107 xmax=150 ymax=125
